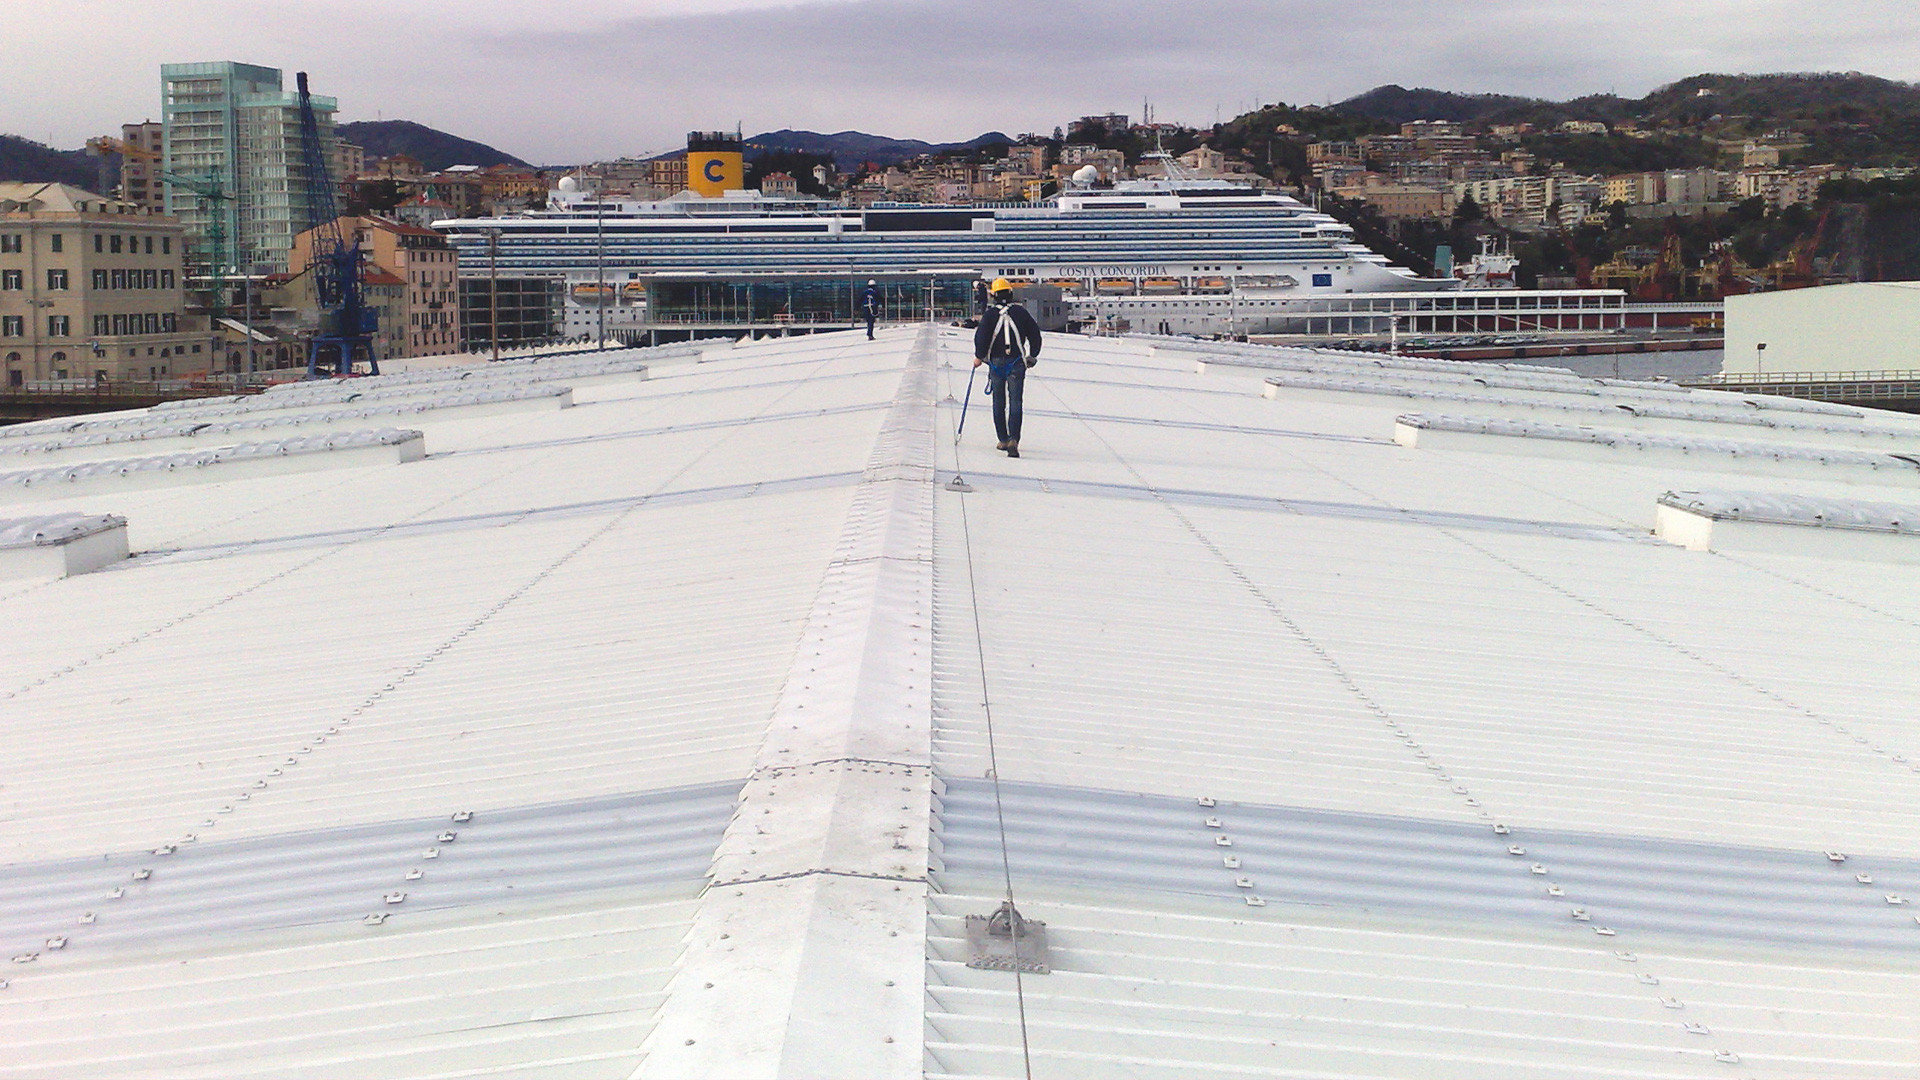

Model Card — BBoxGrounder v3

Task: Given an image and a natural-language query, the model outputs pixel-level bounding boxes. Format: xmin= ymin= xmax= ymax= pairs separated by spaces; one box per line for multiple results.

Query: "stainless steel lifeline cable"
xmin=948 ymin=349 xmax=1036 ymax=1080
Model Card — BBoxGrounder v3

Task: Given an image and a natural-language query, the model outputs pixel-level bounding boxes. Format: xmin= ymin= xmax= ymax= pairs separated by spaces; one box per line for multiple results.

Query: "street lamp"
xmin=1756 ymin=341 xmax=1767 ymax=378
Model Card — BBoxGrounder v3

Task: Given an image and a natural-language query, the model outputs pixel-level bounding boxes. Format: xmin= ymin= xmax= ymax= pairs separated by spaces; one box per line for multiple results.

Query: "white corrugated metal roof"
xmin=3 ymin=329 xmax=1917 ymax=1078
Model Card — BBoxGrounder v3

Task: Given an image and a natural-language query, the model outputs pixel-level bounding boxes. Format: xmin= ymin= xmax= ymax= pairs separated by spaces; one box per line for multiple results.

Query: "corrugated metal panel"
xmin=927 ymin=330 xmax=1920 ymax=1078
xmin=0 ymin=889 xmax=701 ymax=1080
xmin=935 ymin=780 xmax=1920 ymax=951
xmin=0 ymin=331 xmax=919 ymax=1076
xmin=924 ymin=882 xmax=1920 ymax=1080
xmin=0 ymin=783 xmax=733 ymax=959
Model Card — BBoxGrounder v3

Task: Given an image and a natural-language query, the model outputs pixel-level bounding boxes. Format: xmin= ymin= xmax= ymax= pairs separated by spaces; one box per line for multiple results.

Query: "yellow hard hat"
xmin=989 ymin=277 xmax=1014 ymax=293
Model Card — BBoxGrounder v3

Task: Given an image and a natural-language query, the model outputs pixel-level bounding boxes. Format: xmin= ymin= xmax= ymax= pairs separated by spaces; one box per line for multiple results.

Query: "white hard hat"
xmin=867 ymin=279 xmax=876 ymax=285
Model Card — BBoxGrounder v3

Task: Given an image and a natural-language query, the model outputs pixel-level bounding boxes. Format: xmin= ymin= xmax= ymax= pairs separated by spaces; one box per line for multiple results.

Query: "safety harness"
xmin=986 ymin=303 xmax=1028 ymax=380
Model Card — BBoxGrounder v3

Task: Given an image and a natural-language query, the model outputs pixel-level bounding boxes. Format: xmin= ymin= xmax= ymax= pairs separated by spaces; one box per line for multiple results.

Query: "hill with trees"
xmin=336 ymin=120 xmax=530 ymax=172
xmin=1334 ymin=85 xmax=1537 ymax=125
xmin=746 ymin=130 xmax=1013 ymax=168
xmin=0 ymin=134 xmax=103 ymax=190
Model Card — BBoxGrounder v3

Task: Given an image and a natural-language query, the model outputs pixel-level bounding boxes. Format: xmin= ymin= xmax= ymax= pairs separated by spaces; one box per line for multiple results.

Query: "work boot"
xmin=1006 ymin=441 xmax=1019 ymax=458
xmin=995 ymin=439 xmax=1009 ymax=450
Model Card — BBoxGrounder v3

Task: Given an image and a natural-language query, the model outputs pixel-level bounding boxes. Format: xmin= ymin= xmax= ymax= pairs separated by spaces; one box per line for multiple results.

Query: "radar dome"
xmin=1072 ymin=164 xmax=1100 ymax=186
xmin=557 ymin=175 xmax=580 ymax=192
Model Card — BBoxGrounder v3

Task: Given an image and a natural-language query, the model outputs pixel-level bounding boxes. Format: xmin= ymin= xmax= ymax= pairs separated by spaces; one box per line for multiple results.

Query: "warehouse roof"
xmin=1 ymin=328 xmax=1918 ymax=1078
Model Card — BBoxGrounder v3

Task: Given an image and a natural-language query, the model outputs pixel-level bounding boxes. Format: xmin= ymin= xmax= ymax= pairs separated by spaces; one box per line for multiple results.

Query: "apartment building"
xmin=1005 ymin=144 xmax=1049 ymax=177
xmin=337 ymin=141 xmax=366 ymax=181
xmin=650 ymin=157 xmax=689 ymax=193
xmin=288 ymin=215 xmax=460 ymax=357
xmin=1663 ymin=168 xmax=1731 ymax=205
xmin=1603 ymin=171 xmax=1665 ymax=206
xmin=1343 ymin=182 xmax=1453 ymax=220
xmin=0 ymin=182 xmax=202 ymax=384
xmin=119 ymin=121 xmax=167 ymax=214
xmin=160 ymin=61 xmax=341 ymax=275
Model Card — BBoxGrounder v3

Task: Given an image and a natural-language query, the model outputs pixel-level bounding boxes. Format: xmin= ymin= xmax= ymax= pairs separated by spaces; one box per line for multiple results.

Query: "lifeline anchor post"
xmin=946 ymin=474 xmax=974 ymax=493
xmin=965 ymin=900 xmax=1050 ymax=974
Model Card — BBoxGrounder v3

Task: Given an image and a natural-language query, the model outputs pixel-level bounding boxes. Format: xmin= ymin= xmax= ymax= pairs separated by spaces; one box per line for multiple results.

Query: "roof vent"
xmin=1657 ymin=489 xmax=1920 ymax=563
xmin=0 ymin=513 xmax=128 ymax=580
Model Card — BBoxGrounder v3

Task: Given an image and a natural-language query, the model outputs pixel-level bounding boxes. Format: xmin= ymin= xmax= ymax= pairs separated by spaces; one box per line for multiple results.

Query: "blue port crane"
xmin=295 ymin=71 xmax=378 ymax=378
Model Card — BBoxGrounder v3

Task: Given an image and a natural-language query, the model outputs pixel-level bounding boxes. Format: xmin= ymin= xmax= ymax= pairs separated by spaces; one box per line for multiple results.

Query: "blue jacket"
xmin=861 ymin=287 xmax=880 ymax=316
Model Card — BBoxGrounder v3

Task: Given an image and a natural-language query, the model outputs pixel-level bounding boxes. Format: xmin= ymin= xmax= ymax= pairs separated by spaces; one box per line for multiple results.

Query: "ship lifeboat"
xmin=571 ymin=284 xmax=615 ymax=305
xmin=1094 ymin=278 xmax=1137 ymax=295
xmin=1140 ymin=277 xmax=1183 ymax=295
xmin=621 ymin=282 xmax=647 ymax=300
xmin=1194 ymin=276 xmax=1232 ymax=293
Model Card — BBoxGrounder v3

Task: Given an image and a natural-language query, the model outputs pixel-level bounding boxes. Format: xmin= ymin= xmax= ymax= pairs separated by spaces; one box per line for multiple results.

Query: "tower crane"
xmin=294 ymin=71 xmax=377 ymax=377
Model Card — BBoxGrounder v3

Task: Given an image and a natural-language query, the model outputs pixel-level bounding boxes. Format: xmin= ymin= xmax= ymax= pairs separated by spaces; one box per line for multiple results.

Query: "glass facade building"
xmin=160 ymin=62 xmax=339 ymax=276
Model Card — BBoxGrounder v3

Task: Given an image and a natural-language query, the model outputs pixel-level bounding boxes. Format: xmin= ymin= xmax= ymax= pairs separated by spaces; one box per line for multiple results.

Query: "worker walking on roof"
xmin=973 ymin=277 xmax=1041 ymax=458
xmin=862 ymin=280 xmax=880 ymax=339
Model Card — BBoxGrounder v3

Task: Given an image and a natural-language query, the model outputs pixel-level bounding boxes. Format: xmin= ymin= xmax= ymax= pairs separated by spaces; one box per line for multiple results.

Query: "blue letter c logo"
xmin=704 ymin=159 xmax=726 ymax=183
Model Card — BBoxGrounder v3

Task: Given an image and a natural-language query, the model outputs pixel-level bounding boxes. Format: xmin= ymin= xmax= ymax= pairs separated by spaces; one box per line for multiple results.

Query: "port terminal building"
xmin=1702 ymin=282 xmax=1920 ymax=411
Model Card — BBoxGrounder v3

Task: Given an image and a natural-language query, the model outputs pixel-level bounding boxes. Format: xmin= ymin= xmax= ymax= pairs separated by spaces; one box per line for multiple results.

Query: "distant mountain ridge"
xmin=745 ymin=129 xmax=1014 ymax=167
xmin=1334 ymin=86 xmax=1539 ymax=125
xmin=336 ymin=120 xmax=530 ymax=172
xmin=1336 ymin=73 xmax=1920 ymax=130
xmin=0 ymin=134 xmax=103 ymax=190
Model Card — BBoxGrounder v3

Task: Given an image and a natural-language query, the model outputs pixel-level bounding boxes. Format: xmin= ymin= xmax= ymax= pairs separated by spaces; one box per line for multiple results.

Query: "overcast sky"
xmin=6 ymin=0 xmax=1918 ymax=163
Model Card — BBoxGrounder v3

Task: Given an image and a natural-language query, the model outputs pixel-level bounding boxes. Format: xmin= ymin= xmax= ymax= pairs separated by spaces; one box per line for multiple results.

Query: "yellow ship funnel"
xmin=687 ymin=131 xmax=744 ymax=197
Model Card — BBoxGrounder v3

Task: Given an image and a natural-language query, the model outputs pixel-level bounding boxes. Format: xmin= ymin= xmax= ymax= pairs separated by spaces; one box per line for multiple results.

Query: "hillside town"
xmin=5 ymin=62 xmax=1920 ymax=388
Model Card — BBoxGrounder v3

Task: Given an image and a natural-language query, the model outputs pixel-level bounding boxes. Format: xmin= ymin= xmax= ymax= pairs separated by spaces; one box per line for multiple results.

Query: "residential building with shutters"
xmin=0 ymin=182 xmax=200 ymax=384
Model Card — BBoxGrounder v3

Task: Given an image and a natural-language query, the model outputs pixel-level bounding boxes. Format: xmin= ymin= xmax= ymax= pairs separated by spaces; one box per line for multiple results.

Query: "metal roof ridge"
xmin=634 ymin=326 xmax=940 ymax=1078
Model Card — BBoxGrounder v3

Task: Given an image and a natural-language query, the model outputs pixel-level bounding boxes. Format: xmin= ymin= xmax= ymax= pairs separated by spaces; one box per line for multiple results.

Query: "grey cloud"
xmin=4 ymin=0 xmax=1918 ymax=163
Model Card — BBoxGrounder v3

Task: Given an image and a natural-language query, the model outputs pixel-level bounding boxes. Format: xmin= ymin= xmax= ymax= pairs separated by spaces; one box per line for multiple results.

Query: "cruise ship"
xmin=437 ymin=170 xmax=1625 ymax=340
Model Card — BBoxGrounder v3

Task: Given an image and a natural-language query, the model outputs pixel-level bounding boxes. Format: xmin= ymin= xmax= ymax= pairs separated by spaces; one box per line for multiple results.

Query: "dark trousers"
xmin=990 ymin=363 xmax=1025 ymax=443
xmin=865 ymin=313 xmax=876 ymax=337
